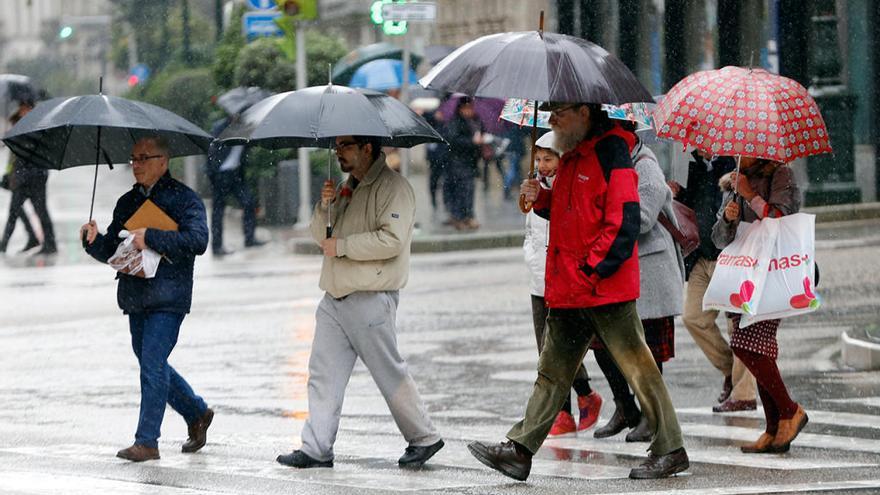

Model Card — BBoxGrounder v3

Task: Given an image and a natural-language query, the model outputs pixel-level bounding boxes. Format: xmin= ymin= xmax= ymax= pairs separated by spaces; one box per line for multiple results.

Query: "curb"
xmin=290 ymin=230 xmax=526 ymax=255
xmin=841 ymin=331 xmax=880 ymax=371
xmin=805 ymin=202 xmax=880 ymax=223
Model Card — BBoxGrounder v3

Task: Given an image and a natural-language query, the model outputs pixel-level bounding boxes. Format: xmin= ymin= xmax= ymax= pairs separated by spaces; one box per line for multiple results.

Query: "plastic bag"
xmin=703 ymin=219 xmax=778 ymax=316
xmin=703 ymin=213 xmax=820 ymax=325
xmin=741 ymin=213 xmax=819 ymax=326
xmin=108 ymin=230 xmax=161 ymax=279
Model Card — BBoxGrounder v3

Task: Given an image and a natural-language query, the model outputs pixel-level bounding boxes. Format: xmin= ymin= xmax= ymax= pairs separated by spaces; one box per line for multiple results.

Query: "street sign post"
xmin=381 ymin=2 xmax=436 ymax=22
xmin=246 ymin=0 xmax=277 ymax=10
xmin=242 ymin=11 xmax=283 ymax=40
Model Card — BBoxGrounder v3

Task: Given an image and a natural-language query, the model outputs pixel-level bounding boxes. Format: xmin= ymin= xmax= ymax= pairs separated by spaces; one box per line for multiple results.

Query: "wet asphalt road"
xmin=1 ymin=229 xmax=879 ymax=494
xmin=1 ymin=164 xmax=879 ymax=494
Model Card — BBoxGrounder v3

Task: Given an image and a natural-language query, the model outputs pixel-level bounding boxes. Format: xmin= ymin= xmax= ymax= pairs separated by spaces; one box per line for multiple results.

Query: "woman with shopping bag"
xmin=711 ymin=157 xmax=807 ymax=454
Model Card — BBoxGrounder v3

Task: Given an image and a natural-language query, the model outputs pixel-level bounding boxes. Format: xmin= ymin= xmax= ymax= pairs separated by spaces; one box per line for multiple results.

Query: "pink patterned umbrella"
xmin=653 ymin=66 xmax=832 ymax=163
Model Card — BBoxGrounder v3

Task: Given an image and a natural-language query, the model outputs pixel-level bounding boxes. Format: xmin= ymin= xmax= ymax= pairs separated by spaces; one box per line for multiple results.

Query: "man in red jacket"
xmin=467 ymin=103 xmax=688 ymax=481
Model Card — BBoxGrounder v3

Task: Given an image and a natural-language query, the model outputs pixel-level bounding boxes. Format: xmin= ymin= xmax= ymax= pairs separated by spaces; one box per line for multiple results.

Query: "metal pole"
xmin=295 ymin=21 xmax=312 ymax=228
xmin=400 ymin=34 xmax=411 ymax=177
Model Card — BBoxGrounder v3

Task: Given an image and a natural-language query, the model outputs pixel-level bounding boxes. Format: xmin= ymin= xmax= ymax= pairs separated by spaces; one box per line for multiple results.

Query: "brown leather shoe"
xmin=467 ymin=440 xmax=532 ymax=481
xmin=771 ymin=405 xmax=808 ymax=451
xmin=628 ymin=447 xmax=689 ymax=479
xmin=713 ymin=398 xmax=757 ymax=413
xmin=741 ymin=432 xmax=777 ymax=453
xmin=182 ymin=408 xmax=214 ymax=453
xmin=116 ymin=444 xmax=160 ymax=462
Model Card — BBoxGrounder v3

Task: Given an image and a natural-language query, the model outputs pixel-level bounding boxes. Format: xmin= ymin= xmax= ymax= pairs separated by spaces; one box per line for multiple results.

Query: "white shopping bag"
xmin=702 ymin=219 xmax=778 ymax=315
xmin=740 ymin=213 xmax=819 ymax=326
xmin=107 ymin=230 xmax=161 ymax=279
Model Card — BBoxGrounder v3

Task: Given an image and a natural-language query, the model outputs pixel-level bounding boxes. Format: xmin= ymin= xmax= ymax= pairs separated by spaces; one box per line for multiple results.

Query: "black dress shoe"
xmin=213 ymin=247 xmax=234 ymax=256
xmin=594 ymin=400 xmax=640 ymax=439
xmin=20 ymin=238 xmax=40 ymax=253
xmin=244 ymin=239 xmax=267 ymax=248
xmin=398 ymin=439 xmax=444 ymax=468
xmin=467 ymin=440 xmax=531 ymax=481
xmin=276 ymin=450 xmax=333 ymax=468
xmin=182 ymin=407 xmax=213 ymax=453
xmin=625 ymin=415 xmax=652 ymax=443
xmin=628 ymin=447 xmax=689 ymax=479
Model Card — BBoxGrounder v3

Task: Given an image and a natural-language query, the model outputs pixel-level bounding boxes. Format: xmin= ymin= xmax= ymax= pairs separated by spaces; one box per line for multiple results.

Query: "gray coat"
xmin=634 ymin=144 xmax=685 ymax=319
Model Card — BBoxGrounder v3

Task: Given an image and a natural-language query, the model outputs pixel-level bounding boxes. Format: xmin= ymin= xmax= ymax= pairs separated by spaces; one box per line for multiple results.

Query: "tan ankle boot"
xmin=770 ymin=405 xmax=808 ymax=451
xmin=741 ymin=432 xmax=775 ymax=453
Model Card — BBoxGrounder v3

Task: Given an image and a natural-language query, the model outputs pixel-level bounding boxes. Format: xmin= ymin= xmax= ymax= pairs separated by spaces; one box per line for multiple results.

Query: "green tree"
xmin=139 ymin=68 xmax=217 ymax=128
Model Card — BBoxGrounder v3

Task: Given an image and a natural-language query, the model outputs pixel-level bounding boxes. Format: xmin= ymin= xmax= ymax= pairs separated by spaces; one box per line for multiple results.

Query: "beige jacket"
xmin=310 ymin=154 xmax=415 ymax=298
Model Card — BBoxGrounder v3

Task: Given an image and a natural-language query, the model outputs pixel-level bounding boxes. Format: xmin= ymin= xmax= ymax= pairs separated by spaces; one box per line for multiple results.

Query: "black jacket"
xmin=676 ymin=152 xmax=736 ymax=277
xmin=86 ymin=173 xmax=208 ymax=314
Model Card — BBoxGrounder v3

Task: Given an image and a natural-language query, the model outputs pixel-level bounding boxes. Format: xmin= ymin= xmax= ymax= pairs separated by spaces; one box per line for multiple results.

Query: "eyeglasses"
xmin=129 ymin=154 xmax=164 ymax=165
xmin=334 ymin=141 xmax=359 ymax=152
xmin=549 ymin=104 xmax=582 ymax=119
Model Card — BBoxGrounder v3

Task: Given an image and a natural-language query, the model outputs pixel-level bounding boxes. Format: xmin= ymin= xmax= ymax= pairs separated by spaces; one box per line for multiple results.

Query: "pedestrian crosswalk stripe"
xmin=681 ymin=423 xmax=880 ymax=455
xmin=591 ymin=479 xmax=880 ymax=495
xmin=678 ymin=407 xmax=880 ymax=431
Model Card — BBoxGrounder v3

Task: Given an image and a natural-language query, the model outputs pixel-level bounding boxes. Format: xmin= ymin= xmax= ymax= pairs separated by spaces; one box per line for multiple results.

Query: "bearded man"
xmin=467 ymin=103 xmax=689 ymax=481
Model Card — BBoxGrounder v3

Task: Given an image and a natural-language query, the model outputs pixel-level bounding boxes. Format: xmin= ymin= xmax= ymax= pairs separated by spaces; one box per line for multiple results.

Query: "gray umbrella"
xmin=2 ymin=91 xmax=212 ymax=223
xmin=218 ymin=84 xmax=444 ymax=149
xmin=3 ymin=94 xmax=212 ymax=170
xmin=216 ymin=86 xmax=272 ymax=115
xmin=419 ymin=31 xmax=653 ymax=104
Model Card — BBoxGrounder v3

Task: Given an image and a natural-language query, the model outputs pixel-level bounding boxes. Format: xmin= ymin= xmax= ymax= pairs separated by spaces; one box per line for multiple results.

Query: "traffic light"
xmin=369 ymin=0 xmax=407 ymax=36
xmin=59 ymin=25 xmax=74 ymax=39
xmin=127 ymin=75 xmax=140 ymax=87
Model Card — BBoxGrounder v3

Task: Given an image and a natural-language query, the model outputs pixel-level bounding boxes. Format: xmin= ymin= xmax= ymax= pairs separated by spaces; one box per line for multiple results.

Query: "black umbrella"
xmin=0 ymin=74 xmax=39 ymax=120
xmin=219 ymin=84 xmax=444 ymax=238
xmin=216 ymin=86 xmax=273 ymax=115
xmin=218 ymin=84 xmax=444 ymax=149
xmin=2 ymin=84 xmax=212 ymax=223
xmin=424 ymin=44 xmax=456 ymax=66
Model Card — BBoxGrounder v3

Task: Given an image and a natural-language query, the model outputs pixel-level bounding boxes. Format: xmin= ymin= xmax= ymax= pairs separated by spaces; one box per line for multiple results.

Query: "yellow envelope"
xmin=124 ymin=199 xmax=178 ymax=231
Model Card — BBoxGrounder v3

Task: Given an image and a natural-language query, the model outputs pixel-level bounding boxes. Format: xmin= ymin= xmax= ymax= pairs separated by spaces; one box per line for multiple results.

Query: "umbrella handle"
xmin=519 ymin=194 xmax=533 ymax=213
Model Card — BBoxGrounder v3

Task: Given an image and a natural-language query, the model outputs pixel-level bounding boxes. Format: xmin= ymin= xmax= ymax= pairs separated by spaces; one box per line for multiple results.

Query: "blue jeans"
xmin=129 ymin=312 xmax=207 ymax=448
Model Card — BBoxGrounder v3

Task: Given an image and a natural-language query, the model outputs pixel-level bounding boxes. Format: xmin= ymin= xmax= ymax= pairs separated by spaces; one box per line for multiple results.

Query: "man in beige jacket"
xmin=277 ymin=135 xmax=444 ymax=470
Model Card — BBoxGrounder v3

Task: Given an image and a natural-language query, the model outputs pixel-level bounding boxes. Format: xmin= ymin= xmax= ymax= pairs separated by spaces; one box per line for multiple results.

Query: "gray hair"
xmin=136 ymin=134 xmax=171 ymax=157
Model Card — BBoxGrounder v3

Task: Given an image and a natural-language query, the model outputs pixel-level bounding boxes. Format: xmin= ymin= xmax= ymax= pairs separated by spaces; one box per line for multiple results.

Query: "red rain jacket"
xmin=532 ymin=124 xmax=641 ymax=309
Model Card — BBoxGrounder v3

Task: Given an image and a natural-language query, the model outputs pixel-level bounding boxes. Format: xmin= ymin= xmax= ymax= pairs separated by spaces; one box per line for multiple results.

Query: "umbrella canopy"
xmin=0 ymin=74 xmax=39 ymax=119
xmin=419 ymin=31 xmax=653 ymax=104
xmin=332 ymin=42 xmax=422 ymax=86
xmin=349 ymin=59 xmax=419 ymax=91
xmin=2 ymin=94 xmax=213 ymax=170
xmin=424 ymin=44 xmax=456 ymax=65
xmin=217 ymin=86 xmax=272 ymax=115
xmin=438 ymin=94 xmax=509 ymax=135
xmin=218 ymin=84 xmax=444 ymax=149
xmin=653 ymin=66 xmax=832 ymax=162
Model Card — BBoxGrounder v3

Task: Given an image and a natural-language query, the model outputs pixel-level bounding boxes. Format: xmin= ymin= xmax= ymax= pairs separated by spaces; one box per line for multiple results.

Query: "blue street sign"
xmin=242 ymin=11 xmax=283 ymax=40
xmin=246 ymin=0 xmax=276 ymax=10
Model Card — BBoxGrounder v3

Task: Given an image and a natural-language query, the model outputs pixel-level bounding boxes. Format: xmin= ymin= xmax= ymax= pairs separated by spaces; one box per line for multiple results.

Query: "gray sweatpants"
xmin=299 ymin=291 xmax=440 ymax=461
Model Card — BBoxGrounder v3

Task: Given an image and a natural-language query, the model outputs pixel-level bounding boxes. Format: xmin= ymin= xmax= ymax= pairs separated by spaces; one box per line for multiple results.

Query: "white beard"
xmin=552 ymin=125 xmax=588 ymax=153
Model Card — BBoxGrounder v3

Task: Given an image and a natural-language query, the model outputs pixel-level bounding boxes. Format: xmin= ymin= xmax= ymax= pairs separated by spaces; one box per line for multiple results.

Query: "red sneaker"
xmin=548 ymin=411 xmax=577 ymax=436
xmin=577 ymin=391 xmax=603 ymax=431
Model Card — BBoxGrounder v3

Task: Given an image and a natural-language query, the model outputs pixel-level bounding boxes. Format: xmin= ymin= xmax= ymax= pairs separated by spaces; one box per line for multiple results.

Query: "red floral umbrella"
xmin=653 ymin=66 xmax=832 ymax=163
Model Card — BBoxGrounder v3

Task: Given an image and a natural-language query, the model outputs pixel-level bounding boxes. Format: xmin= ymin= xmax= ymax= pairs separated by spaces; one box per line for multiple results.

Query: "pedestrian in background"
xmin=592 ymin=137 xmax=685 ymax=443
xmin=205 ymin=116 xmax=266 ymax=256
xmin=441 ymin=97 xmax=482 ymax=231
xmin=81 ymin=136 xmax=214 ymax=462
xmin=670 ymin=150 xmax=757 ymax=413
xmin=523 ymin=131 xmax=602 ymax=438
xmin=277 ymin=135 xmax=444 ymax=470
xmin=0 ymin=151 xmax=39 ymax=254
xmin=468 ymin=103 xmax=688 ymax=481
xmin=0 ymin=99 xmax=56 ymax=255
xmin=712 ymin=157 xmax=807 ymax=454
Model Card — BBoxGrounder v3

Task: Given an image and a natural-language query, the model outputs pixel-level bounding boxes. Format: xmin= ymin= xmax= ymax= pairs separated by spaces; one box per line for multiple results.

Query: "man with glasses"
xmin=467 ymin=103 xmax=689 ymax=481
xmin=80 ymin=136 xmax=214 ymax=462
xmin=276 ymin=135 xmax=444 ymax=470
